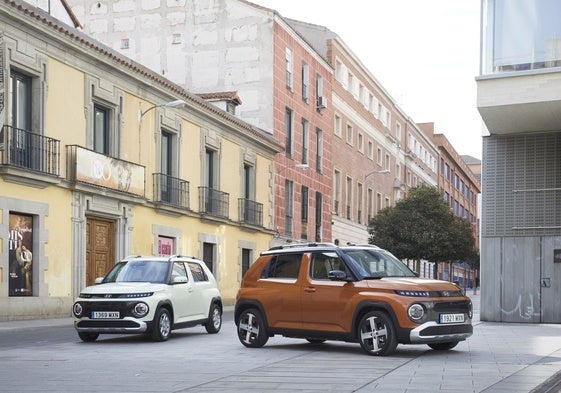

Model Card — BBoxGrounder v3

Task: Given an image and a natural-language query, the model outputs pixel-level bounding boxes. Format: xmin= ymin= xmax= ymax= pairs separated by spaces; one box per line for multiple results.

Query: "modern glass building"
xmin=477 ymin=0 xmax=561 ymax=322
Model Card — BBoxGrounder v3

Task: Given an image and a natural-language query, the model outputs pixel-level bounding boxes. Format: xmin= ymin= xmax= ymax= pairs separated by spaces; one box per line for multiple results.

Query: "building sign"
xmin=75 ymin=146 xmax=145 ymax=196
xmin=158 ymin=236 xmax=174 ymax=257
xmin=8 ymin=213 xmax=33 ymax=296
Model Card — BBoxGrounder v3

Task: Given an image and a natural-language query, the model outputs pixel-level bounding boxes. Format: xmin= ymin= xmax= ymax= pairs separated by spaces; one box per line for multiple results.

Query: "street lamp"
xmin=364 ymin=168 xmax=390 ymax=180
xmin=138 ymin=99 xmax=186 ymax=122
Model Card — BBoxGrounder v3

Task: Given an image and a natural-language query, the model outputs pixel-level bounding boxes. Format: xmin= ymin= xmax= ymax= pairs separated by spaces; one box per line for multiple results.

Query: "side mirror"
xmin=172 ymin=276 xmax=188 ymax=284
xmin=95 ymin=277 xmax=104 ymax=284
xmin=328 ymin=270 xmax=347 ymax=281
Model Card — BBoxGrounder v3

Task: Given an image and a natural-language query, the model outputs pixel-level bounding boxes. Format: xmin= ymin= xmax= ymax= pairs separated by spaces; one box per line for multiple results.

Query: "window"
xmin=335 ymin=59 xmax=343 ymax=81
xmin=205 ymin=148 xmax=217 ymax=189
xmin=346 ymin=123 xmax=353 ymax=145
xmin=316 ymin=128 xmax=323 ymax=173
xmin=346 ymin=176 xmax=353 ymax=220
xmin=301 ymin=119 xmax=309 ymax=165
xmin=315 ymin=192 xmax=323 ymax=242
xmin=377 ymin=147 xmax=382 ymax=166
xmin=367 ymin=188 xmax=373 ymax=222
xmin=10 ymin=71 xmax=32 ymax=131
xmin=242 ymin=163 xmax=254 ymax=200
xmin=358 ymin=132 xmax=364 ymax=153
xmin=357 ymin=182 xmax=363 ymax=224
xmin=285 ymin=108 xmax=293 ymax=157
xmin=93 ymin=104 xmax=110 ymax=155
xmin=347 ymin=72 xmax=354 ymax=94
xmin=161 ymin=131 xmax=173 ymax=176
xmin=301 ymin=185 xmax=309 ymax=223
xmin=285 ymin=180 xmax=294 ymax=236
xmin=333 ymin=170 xmax=341 ymax=215
xmin=396 ymin=122 xmax=402 ymax=141
xmin=316 ymin=74 xmax=324 ymax=107
xmin=376 ymin=192 xmax=382 ymax=213
xmin=310 ymin=252 xmax=345 ymax=280
xmin=188 ymin=262 xmax=209 ymax=282
xmin=241 ymin=248 xmax=252 ymax=278
xmin=302 ymin=62 xmax=309 ymax=101
xmin=285 ymin=47 xmax=293 ymax=90
xmin=261 ymin=254 xmax=302 ymax=279
xmin=172 ymin=261 xmax=188 ymax=281
xmin=334 ymin=114 xmax=342 ymax=137
xmin=385 ymin=153 xmax=390 ymax=170
xmin=368 ymin=140 xmax=374 ymax=160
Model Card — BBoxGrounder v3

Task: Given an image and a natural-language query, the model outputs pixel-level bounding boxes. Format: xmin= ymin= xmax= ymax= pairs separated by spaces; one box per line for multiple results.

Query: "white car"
xmin=72 ymin=256 xmax=222 ymax=342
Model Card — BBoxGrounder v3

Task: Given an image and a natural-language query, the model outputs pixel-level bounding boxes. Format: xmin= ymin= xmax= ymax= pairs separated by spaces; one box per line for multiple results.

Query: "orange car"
xmin=235 ymin=243 xmax=473 ymax=356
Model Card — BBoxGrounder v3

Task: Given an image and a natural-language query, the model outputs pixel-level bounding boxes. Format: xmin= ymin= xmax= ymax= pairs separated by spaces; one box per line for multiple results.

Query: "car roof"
xmin=260 ymin=243 xmax=384 ymax=256
xmin=121 ymin=255 xmax=204 ymax=263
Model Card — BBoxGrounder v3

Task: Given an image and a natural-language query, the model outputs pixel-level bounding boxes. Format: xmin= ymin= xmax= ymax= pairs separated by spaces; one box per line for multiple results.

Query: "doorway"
xmin=86 ymin=217 xmax=115 ymax=286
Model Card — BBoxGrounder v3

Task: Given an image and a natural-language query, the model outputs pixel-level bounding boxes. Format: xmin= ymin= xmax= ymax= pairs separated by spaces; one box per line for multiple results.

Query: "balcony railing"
xmin=153 ymin=173 xmax=189 ymax=209
xmin=199 ymin=187 xmax=229 ymax=218
xmin=0 ymin=125 xmax=60 ymax=176
xmin=238 ymin=198 xmax=263 ymax=226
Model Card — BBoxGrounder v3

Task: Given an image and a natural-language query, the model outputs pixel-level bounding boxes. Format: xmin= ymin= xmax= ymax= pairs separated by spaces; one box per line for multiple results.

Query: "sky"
xmin=253 ymin=0 xmax=483 ymax=159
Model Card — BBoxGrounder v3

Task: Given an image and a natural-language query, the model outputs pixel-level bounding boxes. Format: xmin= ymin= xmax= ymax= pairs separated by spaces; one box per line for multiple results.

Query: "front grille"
xmin=78 ymin=301 xmax=138 ymax=318
xmin=420 ymin=324 xmax=473 ymax=337
xmin=433 ymin=300 xmax=471 ymax=313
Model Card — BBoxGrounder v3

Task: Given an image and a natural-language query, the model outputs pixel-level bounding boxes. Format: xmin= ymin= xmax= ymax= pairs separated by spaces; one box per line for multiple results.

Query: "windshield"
xmin=102 ymin=260 xmax=170 ymax=283
xmin=342 ymin=249 xmax=416 ymax=279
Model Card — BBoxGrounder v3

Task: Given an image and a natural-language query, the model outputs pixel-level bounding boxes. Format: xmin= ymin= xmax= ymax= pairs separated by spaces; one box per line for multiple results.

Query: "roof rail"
xmin=266 ymin=242 xmax=338 ymax=252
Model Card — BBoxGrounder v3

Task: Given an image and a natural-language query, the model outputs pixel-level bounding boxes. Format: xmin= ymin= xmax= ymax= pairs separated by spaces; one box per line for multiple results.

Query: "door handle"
xmin=304 ymin=287 xmax=316 ymax=293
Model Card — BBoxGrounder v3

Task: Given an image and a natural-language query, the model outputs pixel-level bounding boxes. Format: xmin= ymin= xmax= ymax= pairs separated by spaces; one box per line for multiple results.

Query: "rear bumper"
xmin=409 ymin=321 xmax=473 ymax=343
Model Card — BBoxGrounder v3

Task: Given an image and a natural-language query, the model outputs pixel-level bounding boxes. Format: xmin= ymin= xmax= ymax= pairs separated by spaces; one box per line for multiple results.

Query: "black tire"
xmin=237 ymin=308 xmax=269 ymax=348
xmin=428 ymin=341 xmax=459 ymax=351
xmin=151 ymin=308 xmax=171 ymax=341
xmin=204 ymin=303 xmax=222 ymax=334
xmin=305 ymin=338 xmax=326 ymax=344
xmin=357 ymin=310 xmax=397 ymax=356
xmin=78 ymin=332 xmax=99 ymax=342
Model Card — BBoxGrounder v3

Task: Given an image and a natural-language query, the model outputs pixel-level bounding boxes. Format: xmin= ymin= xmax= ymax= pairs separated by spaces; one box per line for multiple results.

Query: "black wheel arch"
xmin=352 ymin=300 xmax=408 ymax=343
xmin=234 ymin=299 xmax=270 ymax=330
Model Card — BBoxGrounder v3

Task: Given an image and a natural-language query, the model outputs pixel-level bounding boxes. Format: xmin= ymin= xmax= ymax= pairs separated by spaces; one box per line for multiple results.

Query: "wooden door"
xmin=86 ymin=217 xmax=115 ymax=287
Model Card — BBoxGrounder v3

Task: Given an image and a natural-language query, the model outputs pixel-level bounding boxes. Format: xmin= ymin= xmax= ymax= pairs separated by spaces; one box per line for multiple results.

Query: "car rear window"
xmin=260 ymin=253 xmax=302 ymax=279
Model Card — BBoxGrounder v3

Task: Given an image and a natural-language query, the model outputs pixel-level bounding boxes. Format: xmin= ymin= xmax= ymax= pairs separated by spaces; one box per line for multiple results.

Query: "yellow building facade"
xmin=0 ymin=0 xmax=282 ymax=320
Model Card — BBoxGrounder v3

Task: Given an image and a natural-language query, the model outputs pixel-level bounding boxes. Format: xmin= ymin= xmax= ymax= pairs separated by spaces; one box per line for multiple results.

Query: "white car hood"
xmin=81 ymin=282 xmax=167 ymax=294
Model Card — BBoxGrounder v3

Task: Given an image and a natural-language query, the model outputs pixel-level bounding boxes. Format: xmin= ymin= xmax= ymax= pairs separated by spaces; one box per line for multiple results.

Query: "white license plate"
xmin=92 ymin=311 xmax=120 ymax=319
xmin=440 ymin=313 xmax=464 ymax=324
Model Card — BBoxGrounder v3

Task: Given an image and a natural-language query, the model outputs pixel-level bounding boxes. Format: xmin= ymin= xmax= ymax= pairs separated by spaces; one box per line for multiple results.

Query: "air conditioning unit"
xmin=317 ymin=96 xmax=327 ymax=109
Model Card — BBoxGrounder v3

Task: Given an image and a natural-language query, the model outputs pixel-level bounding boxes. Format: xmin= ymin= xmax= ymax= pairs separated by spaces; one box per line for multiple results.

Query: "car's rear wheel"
xmin=357 ymin=310 xmax=397 ymax=356
xmin=151 ymin=308 xmax=171 ymax=341
xmin=428 ymin=341 xmax=459 ymax=351
xmin=237 ymin=308 xmax=269 ymax=348
xmin=205 ymin=303 xmax=222 ymax=334
xmin=78 ymin=332 xmax=99 ymax=342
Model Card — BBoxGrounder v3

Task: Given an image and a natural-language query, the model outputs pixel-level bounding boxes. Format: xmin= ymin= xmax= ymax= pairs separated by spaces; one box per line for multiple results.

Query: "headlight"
xmin=408 ymin=303 xmax=425 ymax=321
xmin=73 ymin=302 xmax=83 ymax=317
xmin=132 ymin=302 xmax=149 ymax=318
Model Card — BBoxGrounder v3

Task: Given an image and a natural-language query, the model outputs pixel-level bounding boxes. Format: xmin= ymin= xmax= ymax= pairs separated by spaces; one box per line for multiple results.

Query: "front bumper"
xmin=409 ymin=320 xmax=473 ymax=343
xmin=74 ymin=316 xmax=149 ymax=334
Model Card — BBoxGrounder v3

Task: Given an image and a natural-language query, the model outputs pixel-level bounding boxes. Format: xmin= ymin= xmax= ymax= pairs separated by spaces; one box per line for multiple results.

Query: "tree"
xmin=368 ymin=185 xmax=476 ymax=278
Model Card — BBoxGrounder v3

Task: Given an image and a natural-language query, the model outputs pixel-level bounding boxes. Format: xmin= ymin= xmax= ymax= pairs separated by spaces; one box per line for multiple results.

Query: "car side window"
xmin=172 ymin=261 xmax=189 ymax=282
xmin=261 ymin=253 xmax=302 ymax=279
xmin=310 ymin=252 xmax=346 ymax=280
xmin=188 ymin=262 xmax=208 ymax=282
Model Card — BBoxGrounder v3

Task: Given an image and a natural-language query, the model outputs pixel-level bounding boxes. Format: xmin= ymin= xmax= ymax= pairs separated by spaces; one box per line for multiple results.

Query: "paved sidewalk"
xmin=2 ymin=293 xmax=561 ymax=393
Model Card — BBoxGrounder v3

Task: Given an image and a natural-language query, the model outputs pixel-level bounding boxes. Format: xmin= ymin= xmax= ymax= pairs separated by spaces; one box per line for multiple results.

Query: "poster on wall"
xmin=158 ymin=236 xmax=174 ymax=257
xmin=8 ymin=213 xmax=34 ymax=296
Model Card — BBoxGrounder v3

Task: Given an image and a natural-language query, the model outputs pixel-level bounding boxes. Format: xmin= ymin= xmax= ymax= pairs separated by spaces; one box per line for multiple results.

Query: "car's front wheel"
xmin=205 ymin=303 xmax=222 ymax=334
xmin=151 ymin=308 xmax=171 ymax=341
xmin=428 ymin=341 xmax=459 ymax=351
xmin=78 ymin=332 xmax=99 ymax=342
xmin=357 ymin=310 xmax=397 ymax=356
xmin=237 ymin=308 xmax=269 ymax=348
